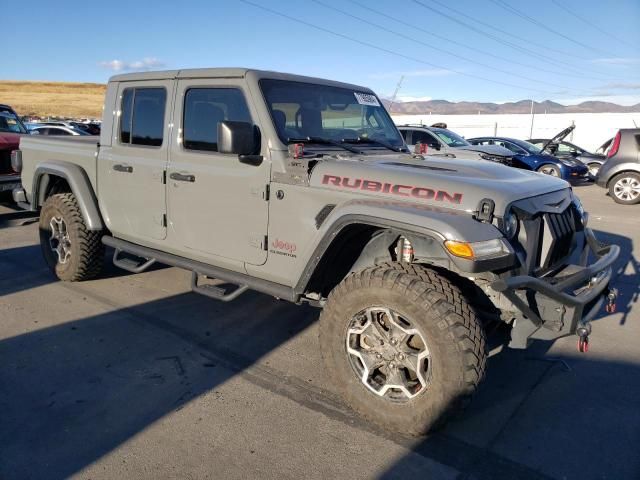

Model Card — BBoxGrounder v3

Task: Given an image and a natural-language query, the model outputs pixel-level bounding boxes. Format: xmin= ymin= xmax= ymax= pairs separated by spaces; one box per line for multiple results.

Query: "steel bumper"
xmin=491 ymin=228 xmax=619 ymax=348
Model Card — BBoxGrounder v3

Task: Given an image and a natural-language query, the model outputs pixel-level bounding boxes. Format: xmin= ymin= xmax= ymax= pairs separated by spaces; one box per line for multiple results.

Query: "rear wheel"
xmin=609 ymin=172 xmax=640 ymax=205
xmin=39 ymin=193 xmax=104 ymax=281
xmin=537 ymin=164 xmax=561 ymax=177
xmin=319 ymin=263 xmax=486 ymax=435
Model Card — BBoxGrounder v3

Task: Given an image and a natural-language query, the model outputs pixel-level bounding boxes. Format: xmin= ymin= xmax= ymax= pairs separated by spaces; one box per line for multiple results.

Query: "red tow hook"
xmin=576 ymin=325 xmax=591 ymax=353
xmin=605 ymin=289 xmax=618 ymax=314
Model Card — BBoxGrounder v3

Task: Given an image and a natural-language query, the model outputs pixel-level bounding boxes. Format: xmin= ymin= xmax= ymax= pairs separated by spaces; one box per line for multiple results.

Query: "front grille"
xmin=0 ymin=150 xmax=12 ymax=175
xmin=512 ymin=204 xmax=579 ymax=275
xmin=539 ymin=207 xmax=577 ymax=269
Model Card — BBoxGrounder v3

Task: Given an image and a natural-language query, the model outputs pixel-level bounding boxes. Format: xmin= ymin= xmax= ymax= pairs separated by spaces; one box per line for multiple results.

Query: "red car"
xmin=0 ymin=104 xmax=26 ymax=198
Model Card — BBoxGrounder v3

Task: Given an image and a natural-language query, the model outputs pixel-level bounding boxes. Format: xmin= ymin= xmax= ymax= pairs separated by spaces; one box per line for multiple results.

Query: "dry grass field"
xmin=0 ymin=81 xmax=106 ymax=119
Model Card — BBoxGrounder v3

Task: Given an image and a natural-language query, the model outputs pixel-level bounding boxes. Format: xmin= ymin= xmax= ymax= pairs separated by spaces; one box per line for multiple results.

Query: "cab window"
xmin=182 ymin=88 xmax=252 ymax=152
xmin=119 ymin=87 xmax=167 ymax=147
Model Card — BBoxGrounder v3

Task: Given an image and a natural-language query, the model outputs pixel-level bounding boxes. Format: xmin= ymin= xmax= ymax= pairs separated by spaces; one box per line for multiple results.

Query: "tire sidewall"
xmin=321 ymin=283 xmax=469 ymax=434
xmin=39 ymin=195 xmax=84 ymax=280
xmin=609 ymin=173 xmax=640 ymax=205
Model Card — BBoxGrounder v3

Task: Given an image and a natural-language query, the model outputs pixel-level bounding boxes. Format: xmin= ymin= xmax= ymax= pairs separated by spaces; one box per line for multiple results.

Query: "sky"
xmin=4 ymin=0 xmax=640 ymax=105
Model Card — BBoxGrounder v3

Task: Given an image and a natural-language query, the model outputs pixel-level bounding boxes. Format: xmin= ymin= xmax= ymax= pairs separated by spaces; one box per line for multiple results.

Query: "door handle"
xmin=113 ymin=164 xmax=133 ymax=173
xmin=169 ymin=172 xmax=196 ymax=183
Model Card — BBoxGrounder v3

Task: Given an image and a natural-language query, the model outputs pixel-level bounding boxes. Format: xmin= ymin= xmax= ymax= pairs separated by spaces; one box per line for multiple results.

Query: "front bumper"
xmin=491 ymin=227 xmax=619 ymax=348
xmin=0 ymin=174 xmax=21 ymax=193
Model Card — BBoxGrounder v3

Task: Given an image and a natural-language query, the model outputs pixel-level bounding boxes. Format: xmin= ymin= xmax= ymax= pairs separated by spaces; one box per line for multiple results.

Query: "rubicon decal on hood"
xmin=322 ymin=174 xmax=463 ymax=204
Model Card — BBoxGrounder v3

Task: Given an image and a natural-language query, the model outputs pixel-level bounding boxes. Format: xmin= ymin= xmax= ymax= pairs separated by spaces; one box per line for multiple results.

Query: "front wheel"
xmin=537 ymin=164 xmax=561 ymax=177
xmin=39 ymin=193 xmax=105 ymax=281
xmin=609 ymin=172 xmax=640 ymax=205
xmin=319 ymin=263 xmax=486 ymax=435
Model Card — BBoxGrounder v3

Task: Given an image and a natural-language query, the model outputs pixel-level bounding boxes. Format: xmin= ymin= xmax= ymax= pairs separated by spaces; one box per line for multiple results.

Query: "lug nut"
xmin=375 ymin=353 xmax=382 ymax=359
xmin=389 ymin=362 xmax=396 ymax=369
xmin=397 ymin=353 xmax=405 ymax=361
xmin=390 ymin=338 xmax=397 ymax=345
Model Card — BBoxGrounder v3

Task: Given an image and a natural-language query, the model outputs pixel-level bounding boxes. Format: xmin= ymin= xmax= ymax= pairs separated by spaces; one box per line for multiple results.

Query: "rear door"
xmin=98 ymin=80 xmax=174 ymax=241
xmin=166 ymin=79 xmax=270 ymax=265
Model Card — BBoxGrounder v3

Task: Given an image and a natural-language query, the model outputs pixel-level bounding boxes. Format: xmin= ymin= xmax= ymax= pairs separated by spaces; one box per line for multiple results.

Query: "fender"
xmin=294 ymin=199 xmax=509 ymax=295
xmin=32 ymin=161 xmax=104 ymax=231
xmin=599 ymin=163 xmax=640 ymax=187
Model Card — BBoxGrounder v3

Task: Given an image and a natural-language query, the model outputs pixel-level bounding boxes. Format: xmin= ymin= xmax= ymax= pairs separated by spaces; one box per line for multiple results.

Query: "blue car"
xmin=468 ymin=136 xmax=589 ymax=181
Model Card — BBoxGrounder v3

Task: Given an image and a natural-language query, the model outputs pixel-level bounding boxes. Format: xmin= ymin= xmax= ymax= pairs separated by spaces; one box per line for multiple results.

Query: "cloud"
xmin=591 ymin=57 xmax=640 ymax=66
xmin=599 ymin=82 xmax=640 ymax=90
xmin=368 ymin=69 xmax=454 ymax=80
xmin=99 ymin=57 xmax=165 ymax=72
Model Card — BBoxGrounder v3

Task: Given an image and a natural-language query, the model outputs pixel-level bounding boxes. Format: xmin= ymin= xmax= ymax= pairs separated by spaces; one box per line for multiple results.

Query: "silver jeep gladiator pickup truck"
xmin=12 ymin=68 xmax=619 ymax=435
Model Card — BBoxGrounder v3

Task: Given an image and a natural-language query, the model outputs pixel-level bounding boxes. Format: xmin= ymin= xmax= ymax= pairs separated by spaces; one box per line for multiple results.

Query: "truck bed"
xmin=19 ymin=135 xmax=100 ymax=197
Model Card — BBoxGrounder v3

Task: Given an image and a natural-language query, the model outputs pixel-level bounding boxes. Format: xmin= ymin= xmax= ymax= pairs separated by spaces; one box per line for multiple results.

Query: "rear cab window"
xmin=119 ymin=87 xmax=167 ymax=147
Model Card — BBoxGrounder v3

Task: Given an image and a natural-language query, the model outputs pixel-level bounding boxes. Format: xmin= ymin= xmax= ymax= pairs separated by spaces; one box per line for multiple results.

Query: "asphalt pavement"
xmin=1 ymin=183 xmax=638 ymax=480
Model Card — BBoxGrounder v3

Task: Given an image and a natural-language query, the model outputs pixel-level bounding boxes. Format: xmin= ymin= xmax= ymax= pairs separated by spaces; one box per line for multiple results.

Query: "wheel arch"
xmin=32 ymin=161 xmax=104 ymax=231
xmin=606 ymin=168 xmax=640 ymax=188
xmin=295 ymin=214 xmax=453 ymax=299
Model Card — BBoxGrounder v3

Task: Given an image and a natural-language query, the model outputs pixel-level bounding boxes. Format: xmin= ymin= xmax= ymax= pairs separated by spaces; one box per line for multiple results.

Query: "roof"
xmin=108 ymin=68 xmax=374 ymax=94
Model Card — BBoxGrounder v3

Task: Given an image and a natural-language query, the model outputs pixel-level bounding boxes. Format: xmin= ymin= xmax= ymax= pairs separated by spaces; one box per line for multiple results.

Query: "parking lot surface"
xmin=1 ymin=183 xmax=639 ymax=480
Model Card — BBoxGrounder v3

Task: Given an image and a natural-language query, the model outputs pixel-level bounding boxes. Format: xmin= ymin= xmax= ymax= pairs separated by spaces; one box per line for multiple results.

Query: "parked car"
xmin=468 ymin=136 xmax=589 ymax=181
xmin=0 ymin=104 xmax=27 ymax=197
xmin=397 ymin=124 xmax=515 ymax=164
xmin=30 ymin=125 xmax=91 ymax=136
xmin=13 ymin=68 xmax=619 ymax=435
xmin=596 ymin=128 xmax=640 ymax=204
xmin=529 ymin=126 xmax=605 ymax=177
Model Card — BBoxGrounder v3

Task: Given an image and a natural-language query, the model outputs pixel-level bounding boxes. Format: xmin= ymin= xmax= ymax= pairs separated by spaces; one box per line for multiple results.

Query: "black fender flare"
xmin=32 ymin=161 xmax=104 ymax=231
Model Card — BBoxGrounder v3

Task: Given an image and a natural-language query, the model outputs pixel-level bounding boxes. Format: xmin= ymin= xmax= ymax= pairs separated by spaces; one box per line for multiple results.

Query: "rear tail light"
xmin=607 ymin=131 xmax=621 ymax=158
xmin=11 ymin=150 xmax=22 ymax=173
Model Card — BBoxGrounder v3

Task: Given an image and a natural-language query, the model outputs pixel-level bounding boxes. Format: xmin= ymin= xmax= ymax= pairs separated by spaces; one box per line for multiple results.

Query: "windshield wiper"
xmin=342 ymin=137 xmax=407 ymax=153
xmin=287 ymin=136 xmax=363 ymax=154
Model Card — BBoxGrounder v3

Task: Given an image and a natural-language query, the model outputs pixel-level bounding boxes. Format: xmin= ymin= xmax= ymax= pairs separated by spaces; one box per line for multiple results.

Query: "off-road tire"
xmin=39 ymin=193 xmax=104 ymax=281
xmin=608 ymin=172 xmax=640 ymax=205
xmin=319 ymin=263 xmax=486 ymax=436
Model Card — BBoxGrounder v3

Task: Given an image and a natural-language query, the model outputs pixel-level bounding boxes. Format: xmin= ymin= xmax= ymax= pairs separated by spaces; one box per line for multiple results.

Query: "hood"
xmin=310 ymin=153 xmax=569 ymax=215
xmin=0 ymin=132 xmax=21 ymax=149
xmin=540 ymin=125 xmax=575 ymax=154
xmin=457 ymin=144 xmax=514 ymax=157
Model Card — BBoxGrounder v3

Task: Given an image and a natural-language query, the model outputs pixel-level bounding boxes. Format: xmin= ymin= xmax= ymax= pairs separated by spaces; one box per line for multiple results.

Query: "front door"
xmin=98 ymin=80 xmax=174 ymax=242
xmin=167 ymin=79 xmax=270 ymax=265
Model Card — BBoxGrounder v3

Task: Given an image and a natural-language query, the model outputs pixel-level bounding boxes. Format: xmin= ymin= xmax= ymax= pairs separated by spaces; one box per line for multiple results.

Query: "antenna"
xmin=388 ymin=75 xmax=405 ymax=113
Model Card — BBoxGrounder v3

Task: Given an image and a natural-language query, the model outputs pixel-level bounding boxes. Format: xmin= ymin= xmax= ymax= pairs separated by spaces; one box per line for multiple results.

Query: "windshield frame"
xmin=430 ymin=127 xmax=470 ymax=148
xmin=259 ymin=78 xmax=404 ymax=149
xmin=509 ymin=138 xmax=543 ymax=154
xmin=0 ymin=107 xmax=27 ymax=134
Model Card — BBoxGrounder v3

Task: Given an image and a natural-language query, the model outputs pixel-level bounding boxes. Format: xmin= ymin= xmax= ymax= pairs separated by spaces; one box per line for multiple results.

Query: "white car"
xmin=30 ymin=125 xmax=90 ymax=136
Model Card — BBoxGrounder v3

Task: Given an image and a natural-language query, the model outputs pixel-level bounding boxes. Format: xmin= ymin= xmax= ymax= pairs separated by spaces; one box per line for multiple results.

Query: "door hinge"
xmin=264 ymin=184 xmax=270 ymax=201
xmin=161 ymin=214 xmax=167 ymax=227
xmin=264 ymin=235 xmax=268 ymax=251
xmin=162 ymin=170 xmax=167 ymax=184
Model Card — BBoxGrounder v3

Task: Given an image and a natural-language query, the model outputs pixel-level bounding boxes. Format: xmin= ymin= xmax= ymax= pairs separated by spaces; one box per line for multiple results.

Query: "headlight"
xmin=501 ymin=212 xmax=518 ymax=239
xmin=444 ymin=238 xmax=511 ymax=260
xmin=560 ymin=158 xmax=578 ymax=167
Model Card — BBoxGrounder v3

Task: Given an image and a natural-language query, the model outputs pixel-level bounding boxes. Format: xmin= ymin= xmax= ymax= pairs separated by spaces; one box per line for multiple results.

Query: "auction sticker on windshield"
xmin=354 ymin=92 xmax=380 ymax=107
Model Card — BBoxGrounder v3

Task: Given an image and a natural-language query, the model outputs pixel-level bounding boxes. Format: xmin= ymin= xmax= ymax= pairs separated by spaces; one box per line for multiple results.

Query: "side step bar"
xmin=191 ymin=272 xmax=249 ymax=302
xmin=112 ymin=248 xmax=156 ymax=273
xmin=102 ymin=236 xmax=296 ymax=302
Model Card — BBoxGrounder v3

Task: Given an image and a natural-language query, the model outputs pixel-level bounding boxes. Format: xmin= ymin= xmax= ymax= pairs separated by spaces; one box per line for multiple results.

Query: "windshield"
xmin=0 ymin=108 xmax=27 ymax=134
xmin=260 ymin=79 xmax=404 ymax=148
xmin=431 ymin=128 xmax=469 ymax=147
xmin=510 ymin=138 xmax=542 ymax=154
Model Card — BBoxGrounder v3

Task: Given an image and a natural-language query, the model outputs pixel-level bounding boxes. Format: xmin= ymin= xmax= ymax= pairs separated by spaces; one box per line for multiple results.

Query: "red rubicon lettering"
xmin=436 ymin=191 xmax=463 ymax=204
xmin=411 ymin=187 xmax=435 ymax=200
xmin=321 ymin=174 xmax=463 ymax=204
xmin=322 ymin=175 xmax=341 ymax=186
xmin=391 ymin=184 xmax=412 ymax=196
xmin=361 ymin=180 xmax=382 ymax=192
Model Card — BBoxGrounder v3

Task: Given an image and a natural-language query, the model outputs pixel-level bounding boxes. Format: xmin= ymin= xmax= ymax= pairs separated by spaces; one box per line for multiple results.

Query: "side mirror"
xmin=429 ymin=142 xmax=441 ymax=151
xmin=217 ymin=121 xmax=262 ymax=165
xmin=570 ymin=150 xmax=579 ymax=157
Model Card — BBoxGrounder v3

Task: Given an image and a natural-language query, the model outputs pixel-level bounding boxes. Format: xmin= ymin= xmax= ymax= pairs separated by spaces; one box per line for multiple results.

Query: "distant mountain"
xmin=383 ymin=98 xmax=640 ymax=115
